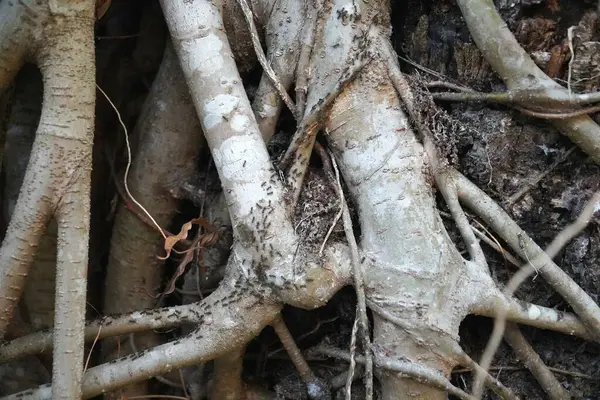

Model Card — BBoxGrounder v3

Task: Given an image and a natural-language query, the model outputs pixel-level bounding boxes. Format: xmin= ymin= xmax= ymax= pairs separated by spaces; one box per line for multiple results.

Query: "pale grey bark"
xmin=3 ymin=0 xmax=600 ymax=398
xmin=0 ymin=64 xmax=49 ymax=396
xmin=37 ymin=2 xmax=96 ymax=398
xmin=0 ymin=0 xmax=47 ymax=91
xmin=0 ymin=1 xmax=96 ymax=398
xmin=2 ymin=244 xmax=351 ymax=398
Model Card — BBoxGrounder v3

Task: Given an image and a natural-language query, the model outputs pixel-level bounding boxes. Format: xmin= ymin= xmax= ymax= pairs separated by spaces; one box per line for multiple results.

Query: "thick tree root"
xmin=456 ymin=0 xmax=600 ymax=164
xmin=100 ymin=40 xmax=203 ymax=398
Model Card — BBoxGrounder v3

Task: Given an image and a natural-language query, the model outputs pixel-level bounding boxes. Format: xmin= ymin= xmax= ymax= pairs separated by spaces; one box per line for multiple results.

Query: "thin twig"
xmin=84 ymin=325 xmax=102 ymax=373
xmin=316 ymin=141 xmax=343 ymax=255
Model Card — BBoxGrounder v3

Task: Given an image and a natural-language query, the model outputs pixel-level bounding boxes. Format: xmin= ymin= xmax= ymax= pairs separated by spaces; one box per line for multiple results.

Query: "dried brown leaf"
xmin=158 ymin=217 xmax=216 ymax=260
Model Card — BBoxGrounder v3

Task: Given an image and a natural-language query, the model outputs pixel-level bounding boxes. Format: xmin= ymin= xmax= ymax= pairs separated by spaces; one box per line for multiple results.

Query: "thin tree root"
xmin=431 ymin=88 xmax=600 ymax=108
xmin=471 ymin=295 xmax=592 ymax=341
xmin=503 ymin=323 xmax=570 ymax=400
xmin=459 ymin=174 xmax=600 ymax=397
xmin=311 ymin=346 xmax=477 ymax=400
xmin=455 ymin=170 xmax=600 ymax=338
xmin=453 ymin=366 xmax=596 ymax=380
xmin=329 ymin=152 xmax=373 ymax=400
xmin=236 ymin=0 xmax=297 ymax=120
xmin=2 ymin=279 xmax=283 ymax=399
xmin=271 ymin=315 xmax=330 ymax=400
xmin=0 ymin=303 xmax=204 ymax=364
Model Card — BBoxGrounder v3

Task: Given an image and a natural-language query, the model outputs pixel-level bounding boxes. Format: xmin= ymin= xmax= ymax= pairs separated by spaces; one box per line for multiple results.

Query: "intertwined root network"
xmin=0 ymin=0 xmax=599 ymax=399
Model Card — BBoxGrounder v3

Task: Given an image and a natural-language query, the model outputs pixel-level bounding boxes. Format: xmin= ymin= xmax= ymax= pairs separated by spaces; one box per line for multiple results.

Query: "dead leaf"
xmin=158 ymin=217 xmax=216 ymax=260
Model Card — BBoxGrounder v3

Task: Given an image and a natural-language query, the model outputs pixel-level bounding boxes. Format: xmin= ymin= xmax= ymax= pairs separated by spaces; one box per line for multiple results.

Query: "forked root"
xmin=454 ymin=170 xmax=600 ymax=339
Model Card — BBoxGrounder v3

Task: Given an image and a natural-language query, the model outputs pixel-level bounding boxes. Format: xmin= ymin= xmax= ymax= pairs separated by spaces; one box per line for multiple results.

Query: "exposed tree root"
xmin=2 ymin=65 xmax=56 ymax=349
xmin=456 ymin=0 xmax=600 ymax=164
xmin=3 ymin=277 xmax=281 ymax=399
xmin=471 ymin=295 xmax=592 ymax=341
xmin=4 ymin=0 xmax=600 ymax=398
xmin=380 ymin=18 xmax=596 ymax=398
xmin=0 ymin=2 xmax=97 ymax=397
xmin=455 ymin=171 xmax=600 ymax=339
xmin=271 ymin=315 xmax=330 ymax=400
xmin=100 ymin=40 xmax=203 ymax=398
xmin=210 ymin=346 xmax=246 ymax=400
xmin=312 ymin=346 xmax=476 ymax=400
xmin=3 ymin=250 xmax=352 ymax=399
xmin=0 ymin=1 xmax=47 ymax=91
xmin=464 ymin=183 xmax=600 ymax=397
xmin=503 ymin=323 xmax=570 ymax=400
